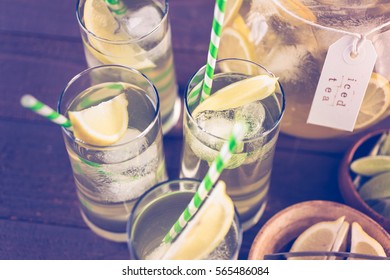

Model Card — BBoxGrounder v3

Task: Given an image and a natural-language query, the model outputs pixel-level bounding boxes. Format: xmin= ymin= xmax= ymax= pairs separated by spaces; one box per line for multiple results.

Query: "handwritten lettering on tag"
xmin=307 ymin=35 xmax=377 ymax=131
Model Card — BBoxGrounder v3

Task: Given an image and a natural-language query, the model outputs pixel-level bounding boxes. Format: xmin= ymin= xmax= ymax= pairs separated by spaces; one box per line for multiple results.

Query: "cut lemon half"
xmin=192 ymin=75 xmax=278 ymax=117
xmin=83 ymin=0 xmax=155 ymax=69
xmin=349 ymin=222 xmax=387 ymax=259
xmin=328 ymin=221 xmax=349 ymax=260
xmin=218 ymin=27 xmax=256 ymax=75
xmin=162 ymin=181 xmax=235 ymax=260
xmin=224 ymin=0 xmax=243 ymax=27
xmin=68 ymin=93 xmax=129 ymax=146
xmin=288 ymin=216 xmax=346 ymax=260
xmin=355 ymin=72 xmax=390 ymax=130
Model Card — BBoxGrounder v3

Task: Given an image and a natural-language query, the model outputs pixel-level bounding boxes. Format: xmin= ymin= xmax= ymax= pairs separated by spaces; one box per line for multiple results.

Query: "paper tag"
xmin=307 ymin=35 xmax=377 ymax=131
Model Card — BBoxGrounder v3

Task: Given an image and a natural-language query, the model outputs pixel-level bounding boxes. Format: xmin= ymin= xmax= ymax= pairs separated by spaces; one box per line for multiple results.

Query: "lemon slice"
xmin=224 ymin=0 xmax=243 ymax=27
xmin=349 ymin=222 xmax=387 ymax=259
xmin=192 ymin=75 xmax=278 ymax=117
xmin=231 ymin=14 xmax=251 ymax=39
xmin=277 ymin=0 xmax=317 ymax=26
xmin=350 ymin=156 xmax=390 ymax=177
xmin=83 ymin=0 xmax=155 ymax=69
xmin=218 ymin=26 xmax=256 ymax=75
xmin=355 ymin=72 xmax=390 ymax=130
xmin=288 ymin=216 xmax=346 ymax=260
xmin=358 ymin=172 xmax=390 ymax=201
xmin=162 ymin=181 xmax=235 ymax=260
xmin=68 ymin=93 xmax=129 ymax=146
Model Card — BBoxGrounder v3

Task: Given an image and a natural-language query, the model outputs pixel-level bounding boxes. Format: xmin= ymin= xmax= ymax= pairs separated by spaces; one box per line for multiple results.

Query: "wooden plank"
xmin=0 ymin=0 xmax=80 ymax=37
xmin=0 ymin=139 xmax=345 ymax=259
xmin=239 ymin=147 xmax=344 ymax=259
xmin=0 ymin=0 xmax=212 ymax=52
xmin=0 ymin=32 xmax=206 ymax=123
xmin=0 ymin=120 xmax=86 ymax=227
xmin=0 ymin=119 xmax=183 ymax=224
xmin=1 ymin=118 xmax=347 ymax=259
xmin=0 ymin=220 xmax=129 ymax=259
xmin=276 ymin=120 xmax=390 ymax=154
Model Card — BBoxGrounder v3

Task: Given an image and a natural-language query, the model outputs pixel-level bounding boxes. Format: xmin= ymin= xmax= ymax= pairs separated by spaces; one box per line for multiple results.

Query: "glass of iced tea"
xmin=180 ymin=58 xmax=285 ymax=230
xmin=58 ymin=65 xmax=167 ymax=242
xmin=77 ymin=0 xmax=180 ymax=134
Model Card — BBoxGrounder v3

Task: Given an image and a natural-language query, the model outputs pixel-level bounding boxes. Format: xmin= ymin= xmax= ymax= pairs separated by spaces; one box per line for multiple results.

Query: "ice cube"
xmin=234 ymin=101 xmax=266 ymax=138
xmin=115 ymin=143 xmax=159 ymax=177
xmin=100 ymin=171 xmax=157 ymax=202
xmin=95 ymin=143 xmax=162 ymax=202
xmin=96 ymin=128 xmax=148 ymax=164
xmin=187 ymin=110 xmax=247 ymax=169
xmin=205 ymin=239 xmax=230 ymax=260
xmin=262 ymin=44 xmax=319 ymax=84
xmin=145 ymin=243 xmax=170 ymax=260
xmin=247 ymin=14 xmax=269 ymax=45
xmin=122 ymin=6 xmax=162 ymax=39
xmin=197 ymin=112 xmax=234 ymax=137
xmin=195 ymin=110 xmax=235 ymax=150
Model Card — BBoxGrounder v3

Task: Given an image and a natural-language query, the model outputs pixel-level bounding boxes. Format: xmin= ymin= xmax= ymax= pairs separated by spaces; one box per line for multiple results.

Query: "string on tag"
xmin=351 ymin=34 xmax=367 ymax=58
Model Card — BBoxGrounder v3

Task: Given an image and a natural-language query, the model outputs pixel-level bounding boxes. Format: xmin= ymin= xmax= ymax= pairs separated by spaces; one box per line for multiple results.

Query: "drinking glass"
xmin=58 ymin=65 xmax=167 ymax=242
xmin=76 ymin=0 xmax=180 ymax=134
xmin=181 ymin=58 xmax=285 ymax=230
xmin=127 ymin=179 xmax=242 ymax=259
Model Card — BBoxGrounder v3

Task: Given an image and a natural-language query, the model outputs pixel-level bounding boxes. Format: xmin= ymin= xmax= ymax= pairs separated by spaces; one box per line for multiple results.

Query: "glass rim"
xmin=58 ymin=64 xmax=160 ymax=150
xmin=126 ymin=178 xmax=243 ymax=260
xmin=184 ymin=58 xmax=286 ymax=143
xmin=76 ymin=0 xmax=170 ymax=44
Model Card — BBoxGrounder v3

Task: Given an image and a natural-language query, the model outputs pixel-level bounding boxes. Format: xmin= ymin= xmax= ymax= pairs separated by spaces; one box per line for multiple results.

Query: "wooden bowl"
xmin=339 ymin=129 xmax=390 ymax=232
xmin=248 ymin=200 xmax=390 ymax=259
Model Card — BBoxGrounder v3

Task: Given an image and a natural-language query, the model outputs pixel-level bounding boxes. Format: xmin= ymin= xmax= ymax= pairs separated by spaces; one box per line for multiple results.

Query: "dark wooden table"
xmin=1 ymin=0 xmax=388 ymax=260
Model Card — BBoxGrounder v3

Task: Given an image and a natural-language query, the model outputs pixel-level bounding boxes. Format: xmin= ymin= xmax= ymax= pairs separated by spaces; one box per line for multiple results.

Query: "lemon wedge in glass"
xmin=162 ymin=181 xmax=235 ymax=260
xmin=83 ymin=0 xmax=155 ymax=69
xmin=224 ymin=0 xmax=243 ymax=26
xmin=68 ymin=93 xmax=128 ymax=146
xmin=349 ymin=222 xmax=387 ymax=259
xmin=219 ymin=26 xmax=256 ymax=75
xmin=192 ymin=75 xmax=278 ymax=117
xmin=288 ymin=216 xmax=347 ymax=260
xmin=277 ymin=0 xmax=317 ymax=26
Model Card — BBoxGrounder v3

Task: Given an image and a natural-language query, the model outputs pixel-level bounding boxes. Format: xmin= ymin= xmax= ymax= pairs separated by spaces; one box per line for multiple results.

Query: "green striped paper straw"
xmin=200 ymin=0 xmax=227 ymax=103
xmin=187 ymin=74 xmax=204 ymax=107
xmin=163 ymin=123 xmax=245 ymax=243
xmin=20 ymin=94 xmax=72 ymax=129
xmin=104 ymin=0 xmax=127 ymax=16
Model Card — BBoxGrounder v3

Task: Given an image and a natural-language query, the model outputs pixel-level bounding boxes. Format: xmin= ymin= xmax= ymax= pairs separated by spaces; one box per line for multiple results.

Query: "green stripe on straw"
xmin=104 ymin=0 xmax=127 ymax=15
xmin=20 ymin=94 xmax=72 ymax=128
xmin=163 ymin=123 xmax=245 ymax=243
xmin=200 ymin=0 xmax=227 ymax=103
